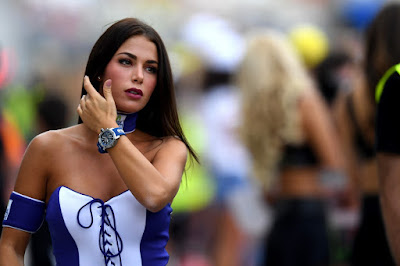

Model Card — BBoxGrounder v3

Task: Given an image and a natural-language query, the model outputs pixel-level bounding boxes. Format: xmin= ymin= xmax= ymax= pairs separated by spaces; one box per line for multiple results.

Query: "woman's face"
xmin=103 ymin=35 xmax=158 ymax=113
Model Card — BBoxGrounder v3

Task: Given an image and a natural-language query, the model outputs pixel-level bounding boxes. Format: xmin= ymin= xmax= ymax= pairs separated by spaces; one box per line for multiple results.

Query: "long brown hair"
xmin=364 ymin=2 xmax=400 ymax=105
xmin=79 ymin=18 xmax=198 ymax=162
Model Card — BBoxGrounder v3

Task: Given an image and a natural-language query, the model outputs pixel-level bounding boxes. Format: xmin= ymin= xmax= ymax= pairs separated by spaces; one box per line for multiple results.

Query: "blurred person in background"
xmin=237 ymin=29 xmax=344 ymax=266
xmin=291 ymin=28 xmax=362 ymax=263
xmin=0 ymin=17 xmax=197 ymax=265
xmin=0 ymin=130 xmax=5 ymax=233
xmin=367 ymin=2 xmax=400 ymax=265
xmin=166 ymin=43 xmax=216 ymax=265
xmin=36 ymin=95 xmax=68 ymax=133
xmin=314 ymin=51 xmax=355 ymax=109
xmin=0 ymin=46 xmax=8 ymax=235
xmin=313 ymin=50 xmax=361 ymax=263
xmin=333 ymin=5 xmax=397 ymax=263
xmin=0 ymin=45 xmax=25 ymax=237
xmin=29 ymin=94 xmax=68 ymax=266
xmin=180 ymin=13 xmax=269 ymax=266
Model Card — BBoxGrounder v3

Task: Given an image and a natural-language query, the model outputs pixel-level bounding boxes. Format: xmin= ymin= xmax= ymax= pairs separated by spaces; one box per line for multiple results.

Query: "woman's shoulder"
xmin=137 ymin=131 xmax=187 ymax=156
xmin=299 ymin=85 xmax=329 ymax=114
xmin=162 ymin=135 xmax=187 ymax=149
xmin=150 ymin=135 xmax=188 ymax=167
xmin=298 ymin=85 xmax=334 ymax=136
xmin=134 ymin=130 xmax=184 ymax=144
xmin=29 ymin=125 xmax=83 ymax=151
xmin=160 ymin=135 xmax=188 ymax=159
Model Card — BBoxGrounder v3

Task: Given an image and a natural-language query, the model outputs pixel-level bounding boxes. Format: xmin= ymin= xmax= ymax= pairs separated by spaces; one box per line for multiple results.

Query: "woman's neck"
xmin=116 ymin=112 xmax=138 ymax=133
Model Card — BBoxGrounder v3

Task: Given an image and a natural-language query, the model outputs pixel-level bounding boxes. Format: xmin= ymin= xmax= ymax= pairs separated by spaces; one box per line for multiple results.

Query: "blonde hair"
xmin=237 ymin=29 xmax=312 ymax=189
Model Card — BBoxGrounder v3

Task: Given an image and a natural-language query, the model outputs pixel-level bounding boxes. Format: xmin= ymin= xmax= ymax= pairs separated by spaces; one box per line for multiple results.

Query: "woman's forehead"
xmin=115 ymin=36 xmax=158 ymax=61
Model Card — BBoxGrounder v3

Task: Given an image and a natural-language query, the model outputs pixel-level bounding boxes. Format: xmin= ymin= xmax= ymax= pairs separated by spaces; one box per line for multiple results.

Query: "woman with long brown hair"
xmin=0 ymin=17 xmax=197 ymax=266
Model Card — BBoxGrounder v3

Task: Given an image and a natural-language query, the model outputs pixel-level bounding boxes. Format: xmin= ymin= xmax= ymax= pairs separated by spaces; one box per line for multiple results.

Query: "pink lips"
xmin=125 ymin=88 xmax=143 ymax=99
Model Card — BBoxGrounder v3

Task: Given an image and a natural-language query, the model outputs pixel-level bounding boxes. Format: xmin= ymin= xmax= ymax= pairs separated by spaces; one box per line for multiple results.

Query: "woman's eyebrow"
xmin=117 ymin=52 xmax=158 ymax=65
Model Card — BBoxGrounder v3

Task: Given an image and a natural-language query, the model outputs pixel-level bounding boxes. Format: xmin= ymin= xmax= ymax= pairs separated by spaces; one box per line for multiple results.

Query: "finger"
xmin=79 ymin=95 xmax=87 ymax=109
xmin=103 ymin=79 xmax=114 ymax=101
xmin=77 ymin=103 xmax=83 ymax=116
xmin=83 ymin=75 xmax=99 ymax=97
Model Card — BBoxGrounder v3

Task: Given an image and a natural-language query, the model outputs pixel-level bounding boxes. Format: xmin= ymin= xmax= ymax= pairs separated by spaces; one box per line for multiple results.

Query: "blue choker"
xmin=116 ymin=112 xmax=138 ymax=133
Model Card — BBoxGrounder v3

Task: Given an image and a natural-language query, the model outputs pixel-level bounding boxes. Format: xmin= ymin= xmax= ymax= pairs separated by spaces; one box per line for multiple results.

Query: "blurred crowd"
xmin=0 ymin=0 xmax=395 ymax=265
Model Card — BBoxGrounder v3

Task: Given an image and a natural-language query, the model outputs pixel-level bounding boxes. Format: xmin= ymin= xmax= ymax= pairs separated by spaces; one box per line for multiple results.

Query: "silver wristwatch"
xmin=97 ymin=127 xmax=126 ymax=153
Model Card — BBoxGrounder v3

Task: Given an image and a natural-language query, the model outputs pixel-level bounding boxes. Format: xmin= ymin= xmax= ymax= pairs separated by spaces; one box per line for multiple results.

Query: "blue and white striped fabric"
xmin=46 ymin=186 xmax=172 ymax=266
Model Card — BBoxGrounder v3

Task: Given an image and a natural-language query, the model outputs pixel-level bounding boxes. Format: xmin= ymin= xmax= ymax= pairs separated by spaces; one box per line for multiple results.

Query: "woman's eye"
xmin=146 ymin=66 xmax=158 ymax=74
xmin=119 ymin=59 xmax=132 ymax=66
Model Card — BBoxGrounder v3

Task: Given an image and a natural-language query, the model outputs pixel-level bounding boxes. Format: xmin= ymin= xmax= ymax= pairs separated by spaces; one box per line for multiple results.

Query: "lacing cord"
xmin=77 ymin=199 xmax=124 ymax=265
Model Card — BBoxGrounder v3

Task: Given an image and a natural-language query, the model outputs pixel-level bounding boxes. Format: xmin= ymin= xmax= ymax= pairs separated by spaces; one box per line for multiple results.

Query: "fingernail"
xmin=105 ymin=79 xmax=112 ymax=87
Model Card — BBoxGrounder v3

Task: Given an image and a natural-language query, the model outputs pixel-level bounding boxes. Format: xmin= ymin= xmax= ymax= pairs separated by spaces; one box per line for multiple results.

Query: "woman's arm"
xmin=0 ymin=228 xmax=30 ymax=265
xmin=300 ymin=87 xmax=344 ymax=170
xmin=377 ymin=153 xmax=400 ymax=265
xmin=0 ymin=134 xmax=50 ymax=264
xmin=108 ymin=135 xmax=187 ymax=212
xmin=332 ymin=92 xmax=361 ymax=205
xmin=78 ymin=77 xmax=188 ymax=212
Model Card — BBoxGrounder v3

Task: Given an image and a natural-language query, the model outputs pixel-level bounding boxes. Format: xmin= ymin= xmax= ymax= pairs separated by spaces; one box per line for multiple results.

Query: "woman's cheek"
xmin=148 ymin=79 xmax=157 ymax=95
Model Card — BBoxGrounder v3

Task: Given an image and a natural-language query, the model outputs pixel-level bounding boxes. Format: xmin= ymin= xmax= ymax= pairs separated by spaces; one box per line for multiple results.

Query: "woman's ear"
xmin=97 ymin=76 xmax=105 ymax=96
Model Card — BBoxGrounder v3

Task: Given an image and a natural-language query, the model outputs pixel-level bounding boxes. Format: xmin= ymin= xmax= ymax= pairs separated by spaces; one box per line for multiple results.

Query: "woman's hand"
xmin=77 ymin=76 xmax=118 ymax=133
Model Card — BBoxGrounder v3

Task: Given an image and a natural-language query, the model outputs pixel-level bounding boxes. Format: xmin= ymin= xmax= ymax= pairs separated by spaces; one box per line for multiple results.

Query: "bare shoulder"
xmin=132 ymin=130 xmax=188 ymax=159
xmin=27 ymin=130 xmax=61 ymax=154
xmin=13 ymin=125 xmax=83 ymax=199
xmin=165 ymin=136 xmax=187 ymax=150
xmin=299 ymin=86 xmax=331 ymax=121
xmin=28 ymin=125 xmax=80 ymax=151
xmin=298 ymin=86 xmax=336 ymax=136
xmin=156 ymin=136 xmax=188 ymax=162
xmin=162 ymin=136 xmax=187 ymax=154
xmin=299 ymin=86 xmax=323 ymax=109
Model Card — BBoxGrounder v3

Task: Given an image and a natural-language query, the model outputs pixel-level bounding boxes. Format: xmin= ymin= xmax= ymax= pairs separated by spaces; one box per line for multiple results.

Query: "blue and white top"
xmin=3 ymin=113 xmax=172 ymax=265
xmin=3 ymin=186 xmax=172 ymax=266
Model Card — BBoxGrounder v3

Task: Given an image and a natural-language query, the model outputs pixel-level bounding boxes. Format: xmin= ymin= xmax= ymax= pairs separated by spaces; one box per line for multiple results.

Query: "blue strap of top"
xmin=77 ymin=199 xmax=124 ymax=265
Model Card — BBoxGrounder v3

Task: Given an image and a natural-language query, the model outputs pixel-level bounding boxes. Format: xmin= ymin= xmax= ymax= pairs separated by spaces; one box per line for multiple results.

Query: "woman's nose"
xmin=132 ymin=66 xmax=144 ymax=83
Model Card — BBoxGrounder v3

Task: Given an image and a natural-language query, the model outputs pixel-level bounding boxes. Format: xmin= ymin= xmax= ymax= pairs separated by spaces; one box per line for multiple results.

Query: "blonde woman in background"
xmin=237 ymin=30 xmax=344 ymax=266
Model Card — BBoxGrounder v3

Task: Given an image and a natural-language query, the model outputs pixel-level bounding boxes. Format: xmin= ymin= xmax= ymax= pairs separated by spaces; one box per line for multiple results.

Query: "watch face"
xmin=100 ymin=130 xmax=115 ymax=148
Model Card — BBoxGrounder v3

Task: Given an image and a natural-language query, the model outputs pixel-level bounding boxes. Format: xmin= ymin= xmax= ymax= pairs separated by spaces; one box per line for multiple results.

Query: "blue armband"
xmin=2 ymin=191 xmax=46 ymax=233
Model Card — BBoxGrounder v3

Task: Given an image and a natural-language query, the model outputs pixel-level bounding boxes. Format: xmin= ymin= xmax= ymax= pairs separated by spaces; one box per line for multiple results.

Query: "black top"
xmin=280 ymin=144 xmax=318 ymax=168
xmin=376 ymin=71 xmax=400 ymax=154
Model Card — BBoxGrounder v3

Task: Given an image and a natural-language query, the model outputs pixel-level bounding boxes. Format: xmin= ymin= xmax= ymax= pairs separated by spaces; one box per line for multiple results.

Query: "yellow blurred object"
xmin=171 ymin=113 xmax=216 ymax=213
xmin=172 ymin=162 xmax=215 ymax=213
xmin=289 ymin=24 xmax=329 ymax=69
xmin=172 ymin=43 xmax=203 ymax=76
